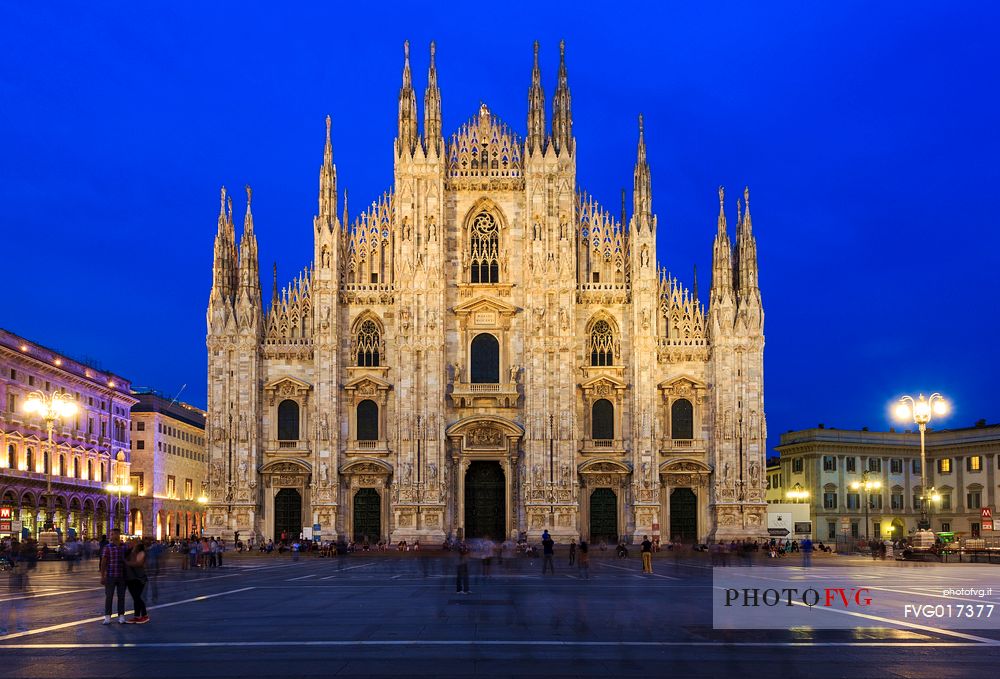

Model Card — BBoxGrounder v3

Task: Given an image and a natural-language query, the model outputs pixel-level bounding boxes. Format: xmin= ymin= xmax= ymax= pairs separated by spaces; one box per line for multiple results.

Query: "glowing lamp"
xmin=894 ymin=403 xmax=911 ymax=420
xmin=933 ymin=399 xmax=948 ymax=416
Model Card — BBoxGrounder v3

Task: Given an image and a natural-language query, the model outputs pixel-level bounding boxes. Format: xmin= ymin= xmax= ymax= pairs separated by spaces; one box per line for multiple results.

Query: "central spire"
xmin=397 ymin=40 xmax=418 ymax=157
xmin=551 ymin=40 xmax=573 ymax=156
xmin=633 ymin=114 xmax=652 ymax=228
xmin=317 ymin=115 xmax=337 ymax=226
xmin=527 ymin=41 xmax=546 ymax=154
xmin=423 ymin=41 xmax=442 ymax=155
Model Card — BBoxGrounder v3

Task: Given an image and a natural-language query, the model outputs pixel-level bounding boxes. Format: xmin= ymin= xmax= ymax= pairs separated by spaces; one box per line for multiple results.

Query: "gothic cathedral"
xmin=205 ymin=41 xmax=767 ymax=546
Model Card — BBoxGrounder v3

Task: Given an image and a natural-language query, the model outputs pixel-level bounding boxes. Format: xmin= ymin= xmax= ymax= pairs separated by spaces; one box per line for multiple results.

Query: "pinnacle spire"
xmin=423 ymin=41 xmax=442 ymax=154
xmin=210 ymin=186 xmax=237 ymax=311
xmin=342 ymin=189 xmax=349 ymax=231
xmin=527 ymin=40 xmax=546 ymax=154
xmin=317 ymin=116 xmax=337 ymax=225
xmin=710 ymin=186 xmax=735 ymax=310
xmin=736 ymin=185 xmax=760 ymax=306
xmin=271 ymin=262 xmax=278 ymax=306
xmin=551 ymin=39 xmax=573 ymax=156
xmin=237 ymin=185 xmax=262 ymax=318
xmin=633 ymin=114 xmax=652 ymax=228
xmin=693 ymin=263 xmax=699 ymax=303
xmin=397 ymin=40 xmax=418 ymax=157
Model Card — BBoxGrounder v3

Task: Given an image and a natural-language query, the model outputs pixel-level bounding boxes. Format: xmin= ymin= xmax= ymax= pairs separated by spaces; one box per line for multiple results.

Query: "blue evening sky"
xmin=1 ymin=3 xmax=997 ymax=454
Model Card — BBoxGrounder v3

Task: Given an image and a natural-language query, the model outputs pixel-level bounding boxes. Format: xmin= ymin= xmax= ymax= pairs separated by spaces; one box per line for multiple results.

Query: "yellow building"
xmin=130 ymin=391 xmax=207 ymax=540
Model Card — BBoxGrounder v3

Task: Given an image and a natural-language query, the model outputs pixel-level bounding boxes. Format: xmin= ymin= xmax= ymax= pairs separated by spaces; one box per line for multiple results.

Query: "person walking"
xmin=2 ymin=548 xmax=29 ymax=634
xmin=100 ymin=529 xmax=128 ymax=625
xmin=801 ymin=537 xmax=813 ymax=568
xmin=641 ymin=535 xmax=653 ymax=574
xmin=125 ymin=539 xmax=149 ymax=624
xmin=455 ymin=541 xmax=470 ymax=594
xmin=568 ymin=541 xmax=576 ymax=566
xmin=541 ymin=532 xmax=555 ymax=575
xmin=577 ymin=539 xmax=590 ymax=579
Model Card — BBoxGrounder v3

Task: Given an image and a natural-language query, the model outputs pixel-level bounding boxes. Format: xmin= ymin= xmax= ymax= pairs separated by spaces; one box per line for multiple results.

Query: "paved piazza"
xmin=3 ymin=551 xmax=1000 ymax=677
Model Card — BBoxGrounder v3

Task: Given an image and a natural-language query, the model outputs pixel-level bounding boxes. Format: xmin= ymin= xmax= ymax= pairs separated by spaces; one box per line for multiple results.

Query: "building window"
xmin=870 ymin=495 xmax=883 ymax=510
xmin=937 ymin=458 xmax=951 ymax=474
xmin=7 ymin=393 xmax=16 ymax=413
xmin=136 ymin=440 xmax=145 ymax=450
xmin=940 ymin=494 xmax=952 ymax=510
xmin=470 ymin=333 xmax=500 ymax=383
xmin=872 ymin=521 xmax=881 ymax=537
xmin=967 ymin=490 xmax=982 ymax=509
xmin=846 ymin=457 xmax=856 ymax=473
xmin=591 ymin=399 xmax=614 ymax=440
xmin=972 ymin=522 xmax=981 ymax=538
xmin=823 ymin=456 xmax=836 ymax=472
xmin=72 ymin=458 xmax=79 ymax=478
xmin=967 ymin=456 xmax=982 ymax=472
xmin=137 ymin=421 xmax=145 ymax=432
xmin=5 ymin=444 xmax=14 ymax=468
xmin=589 ymin=320 xmax=615 ymax=366
xmin=28 ymin=375 xmax=34 ymax=386
xmin=42 ymin=451 xmax=49 ymax=474
xmin=890 ymin=459 xmax=902 ymax=474
xmin=167 ymin=475 xmax=176 ymax=498
xmin=26 ymin=447 xmax=34 ymax=472
xmin=868 ymin=458 xmax=882 ymax=473
xmin=913 ymin=494 xmax=923 ymax=510
xmin=851 ymin=521 xmax=859 ymax=538
xmin=131 ymin=473 xmax=144 ymax=495
xmin=823 ymin=492 xmax=837 ymax=509
xmin=355 ymin=319 xmax=381 ymax=367
xmin=87 ymin=460 xmax=93 ymax=480
xmin=941 ymin=522 xmax=951 ymax=532
xmin=891 ymin=493 xmax=903 ymax=510
xmin=58 ymin=454 xmax=66 ymax=476
xmin=469 ymin=211 xmax=499 ymax=283
xmin=357 ymin=400 xmax=379 ymax=441
xmin=827 ymin=522 xmax=837 ymax=540
xmin=670 ymin=399 xmax=693 ymax=439
xmin=277 ymin=400 xmax=300 ymax=441
xmin=846 ymin=493 xmax=860 ymax=510
xmin=912 ymin=459 xmax=921 ymax=474
xmin=792 ymin=458 xmax=803 ymax=473
xmin=185 ymin=478 xmax=193 ymax=500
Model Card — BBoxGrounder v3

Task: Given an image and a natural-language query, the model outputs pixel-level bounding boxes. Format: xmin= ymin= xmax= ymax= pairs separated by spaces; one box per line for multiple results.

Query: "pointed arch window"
xmin=469 ymin=212 xmax=499 ymax=283
xmin=592 ymin=399 xmax=614 ymax=440
xmin=356 ymin=319 xmax=381 ymax=367
xmin=277 ymin=400 xmax=300 ymax=441
xmin=671 ymin=399 xmax=694 ymax=440
xmin=590 ymin=320 xmax=615 ymax=366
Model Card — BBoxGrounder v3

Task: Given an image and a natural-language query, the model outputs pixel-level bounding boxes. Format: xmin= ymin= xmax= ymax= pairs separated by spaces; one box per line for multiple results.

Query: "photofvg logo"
xmin=712 ymin=566 xmax=1000 ymax=631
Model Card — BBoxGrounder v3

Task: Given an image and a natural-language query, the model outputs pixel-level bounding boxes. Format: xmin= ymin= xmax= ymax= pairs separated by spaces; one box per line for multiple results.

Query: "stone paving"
xmin=1 ymin=549 xmax=999 ymax=677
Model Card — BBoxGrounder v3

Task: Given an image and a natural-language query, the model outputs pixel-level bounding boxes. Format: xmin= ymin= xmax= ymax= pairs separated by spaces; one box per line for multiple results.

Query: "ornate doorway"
xmin=464 ymin=461 xmax=505 ymax=539
xmin=670 ymin=488 xmax=697 ymax=542
xmin=353 ymin=488 xmax=381 ymax=542
xmin=274 ymin=488 xmax=302 ymax=541
xmin=589 ymin=488 xmax=618 ymax=544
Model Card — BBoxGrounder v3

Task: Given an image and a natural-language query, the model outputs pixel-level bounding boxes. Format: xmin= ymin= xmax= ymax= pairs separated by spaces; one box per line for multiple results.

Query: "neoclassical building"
xmin=205 ymin=42 xmax=767 ymax=545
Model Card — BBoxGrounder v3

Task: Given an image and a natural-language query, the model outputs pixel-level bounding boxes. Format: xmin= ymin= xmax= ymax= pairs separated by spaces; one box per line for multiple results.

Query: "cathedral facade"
xmin=205 ymin=42 xmax=767 ymax=545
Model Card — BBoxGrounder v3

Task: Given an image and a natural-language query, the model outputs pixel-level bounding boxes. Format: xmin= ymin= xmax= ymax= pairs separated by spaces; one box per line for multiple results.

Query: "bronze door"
xmin=274 ymin=488 xmax=302 ymax=540
xmin=464 ymin=461 xmax=505 ymax=539
xmin=353 ymin=488 xmax=381 ymax=542
xmin=670 ymin=487 xmax=697 ymax=542
xmin=589 ymin=488 xmax=618 ymax=544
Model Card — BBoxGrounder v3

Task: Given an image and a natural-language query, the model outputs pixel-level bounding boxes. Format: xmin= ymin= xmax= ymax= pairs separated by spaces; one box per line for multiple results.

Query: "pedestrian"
xmin=801 ymin=537 xmax=813 ymax=567
xmin=568 ymin=541 xmax=576 ymax=566
xmin=2 ymin=549 xmax=28 ymax=634
xmin=100 ymin=529 xmax=128 ymax=625
xmin=456 ymin=541 xmax=470 ymax=594
xmin=542 ymin=532 xmax=555 ymax=574
xmin=125 ymin=539 xmax=149 ymax=624
xmin=578 ymin=539 xmax=590 ymax=579
xmin=641 ymin=535 xmax=653 ymax=574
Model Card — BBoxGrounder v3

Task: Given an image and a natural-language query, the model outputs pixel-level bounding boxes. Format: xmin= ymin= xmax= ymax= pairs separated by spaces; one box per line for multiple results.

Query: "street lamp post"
xmin=894 ymin=393 xmax=948 ymax=530
xmin=850 ymin=471 xmax=882 ymax=541
xmin=23 ymin=390 xmax=78 ymax=537
xmin=786 ymin=484 xmax=809 ymax=503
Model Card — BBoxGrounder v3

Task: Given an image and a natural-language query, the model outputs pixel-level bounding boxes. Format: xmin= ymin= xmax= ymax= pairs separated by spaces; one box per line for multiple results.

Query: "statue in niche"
xmin=238 ymin=414 xmax=248 ymax=442
xmin=452 ymin=363 xmax=461 ymax=383
xmin=427 ymin=462 xmax=438 ymax=481
xmin=321 ymin=246 xmax=330 ymax=268
xmin=320 ymin=461 xmax=330 ymax=486
xmin=532 ymin=219 xmax=541 ymax=240
xmin=320 ymin=413 xmax=330 ymax=441
xmin=559 ymin=463 xmax=570 ymax=487
xmin=402 ymin=217 xmax=411 ymax=241
xmin=320 ymin=305 xmax=331 ymax=330
xmin=722 ymin=461 xmax=733 ymax=487
xmin=532 ymin=464 xmax=542 ymax=486
xmin=723 ymin=411 xmax=732 ymax=440
xmin=427 ymin=217 xmax=437 ymax=241
xmin=640 ymin=245 xmax=649 ymax=268
xmin=748 ymin=461 xmax=761 ymax=488
xmin=238 ymin=459 xmax=248 ymax=485
xmin=509 ymin=364 xmax=519 ymax=384
xmin=560 ymin=308 xmax=569 ymax=331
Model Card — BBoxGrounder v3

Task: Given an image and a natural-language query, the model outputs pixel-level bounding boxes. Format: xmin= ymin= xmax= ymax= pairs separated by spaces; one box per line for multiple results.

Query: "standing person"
xmin=455 ymin=541 xmax=470 ymax=594
xmin=125 ymin=539 xmax=149 ymax=624
xmin=146 ymin=539 xmax=163 ymax=604
xmin=100 ymin=529 xmax=128 ymax=625
xmin=641 ymin=535 xmax=653 ymax=574
xmin=577 ymin=539 xmax=590 ymax=579
xmin=541 ymin=532 xmax=555 ymax=575
xmin=568 ymin=541 xmax=576 ymax=566
xmin=801 ymin=537 xmax=813 ymax=568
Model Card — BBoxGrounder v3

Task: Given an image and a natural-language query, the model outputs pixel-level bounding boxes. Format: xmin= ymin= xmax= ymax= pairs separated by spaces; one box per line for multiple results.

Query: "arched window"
xmin=671 ymin=399 xmax=694 ymax=439
xmin=26 ymin=447 xmax=34 ymax=472
xmin=357 ymin=400 xmax=379 ymax=441
xmin=356 ymin=319 xmax=381 ymax=367
xmin=87 ymin=460 xmax=93 ymax=480
xmin=59 ymin=454 xmax=66 ymax=476
xmin=590 ymin=320 xmax=615 ymax=366
xmin=469 ymin=212 xmax=499 ymax=283
xmin=73 ymin=457 xmax=80 ymax=479
xmin=277 ymin=400 xmax=300 ymax=441
xmin=592 ymin=399 xmax=614 ymax=440
xmin=470 ymin=333 xmax=500 ymax=383
xmin=6 ymin=444 xmax=14 ymax=468
xmin=43 ymin=451 xmax=49 ymax=474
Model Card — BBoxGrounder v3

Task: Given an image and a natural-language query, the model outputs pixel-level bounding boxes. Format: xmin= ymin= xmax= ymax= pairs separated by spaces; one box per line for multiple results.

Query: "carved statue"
xmin=238 ymin=459 xmax=248 ymax=485
xmin=640 ymin=245 xmax=649 ymax=268
xmin=748 ymin=461 xmax=761 ymax=488
xmin=210 ymin=461 xmax=223 ymax=487
xmin=509 ymin=364 xmax=518 ymax=383
xmin=320 ymin=461 xmax=330 ymax=486
xmin=560 ymin=463 xmax=570 ymax=487
xmin=722 ymin=461 xmax=732 ymax=487
xmin=452 ymin=363 xmax=461 ymax=382
xmin=428 ymin=462 xmax=438 ymax=481
xmin=532 ymin=463 xmax=542 ymax=486
xmin=238 ymin=414 xmax=248 ymax=442
xmin=320 ymin=413 xmax=330 ymax=441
